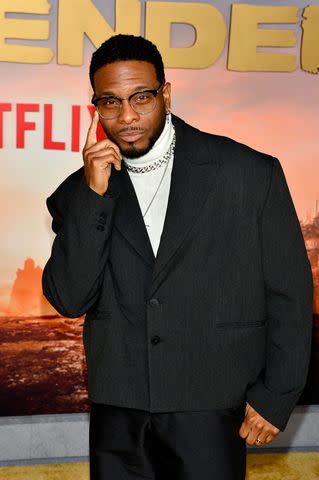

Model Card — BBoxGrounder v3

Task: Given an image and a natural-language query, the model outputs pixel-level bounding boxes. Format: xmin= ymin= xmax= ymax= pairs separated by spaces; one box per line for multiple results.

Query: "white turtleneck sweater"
xmin=123 ymin=114 xmax=175 ymax=257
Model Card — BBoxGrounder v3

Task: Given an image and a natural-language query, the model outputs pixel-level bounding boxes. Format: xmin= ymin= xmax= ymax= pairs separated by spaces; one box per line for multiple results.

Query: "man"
xmin=42 ymin=34 xmax=313 ymax=479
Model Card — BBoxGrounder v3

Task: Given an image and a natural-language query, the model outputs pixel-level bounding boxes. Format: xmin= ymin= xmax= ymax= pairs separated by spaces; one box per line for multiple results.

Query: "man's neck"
xmin=123 ymin=113 xmax=174 ymax=167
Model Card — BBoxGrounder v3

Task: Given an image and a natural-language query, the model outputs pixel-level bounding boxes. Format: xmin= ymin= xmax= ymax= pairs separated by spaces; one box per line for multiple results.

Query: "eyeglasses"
xmin=91 ymin=82 xmax=165 ymax=119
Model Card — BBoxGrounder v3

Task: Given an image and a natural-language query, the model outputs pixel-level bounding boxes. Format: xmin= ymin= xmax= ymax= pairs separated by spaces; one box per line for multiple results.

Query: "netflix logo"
xmin=0 ymin=103 xmax=106 ymax=151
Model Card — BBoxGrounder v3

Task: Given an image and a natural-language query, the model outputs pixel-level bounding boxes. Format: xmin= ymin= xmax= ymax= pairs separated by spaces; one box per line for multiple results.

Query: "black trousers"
xmin=89 ymin=402 xmax=247 ymax=480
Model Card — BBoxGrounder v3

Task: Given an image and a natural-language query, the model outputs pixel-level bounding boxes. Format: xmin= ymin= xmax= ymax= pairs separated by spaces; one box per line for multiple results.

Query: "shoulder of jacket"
xmin=49 ymin=166 xmax=84 ymax=201
xmin=203 ymin=129 xmax=275 ymax=169
xmin=46 ymin=166 xmax=85 ymax=221
xmin=173 ymin=114 xmax=275 ymax=169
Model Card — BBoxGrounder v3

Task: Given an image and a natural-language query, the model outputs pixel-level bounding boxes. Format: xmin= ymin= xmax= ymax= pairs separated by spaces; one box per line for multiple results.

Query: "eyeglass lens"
xmin=97 ymin=91 xmax=157 ymax=119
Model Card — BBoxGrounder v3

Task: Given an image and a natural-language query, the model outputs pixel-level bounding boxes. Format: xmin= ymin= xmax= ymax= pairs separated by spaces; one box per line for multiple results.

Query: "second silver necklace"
xmin=142 ymin=130 xmax=176 ymax=228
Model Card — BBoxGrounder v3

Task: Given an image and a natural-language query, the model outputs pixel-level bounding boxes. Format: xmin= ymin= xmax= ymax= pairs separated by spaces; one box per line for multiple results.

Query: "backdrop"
xmin=0 ymin=0 xmax=318 ymax=415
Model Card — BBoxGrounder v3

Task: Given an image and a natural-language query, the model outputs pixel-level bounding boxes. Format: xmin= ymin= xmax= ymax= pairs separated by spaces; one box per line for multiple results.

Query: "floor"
xmin=0 ymin=452 xmax=319 ymax=479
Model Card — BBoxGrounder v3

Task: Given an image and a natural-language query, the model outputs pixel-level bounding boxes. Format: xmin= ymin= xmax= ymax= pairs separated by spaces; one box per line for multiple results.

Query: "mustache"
xmin=118 ymin=127 xmax=145 ymax=134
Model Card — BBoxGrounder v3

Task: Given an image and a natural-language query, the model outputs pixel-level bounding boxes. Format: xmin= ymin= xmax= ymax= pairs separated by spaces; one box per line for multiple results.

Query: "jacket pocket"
xmin=215 ymin=321 xmax=265 ymax=329
xmin=215 ymin=313 xmax=266 ymax=329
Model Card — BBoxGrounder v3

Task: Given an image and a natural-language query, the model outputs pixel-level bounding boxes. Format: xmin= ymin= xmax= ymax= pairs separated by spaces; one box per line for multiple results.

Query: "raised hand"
xmin=82 ymin=110 xmax=122 ymax=196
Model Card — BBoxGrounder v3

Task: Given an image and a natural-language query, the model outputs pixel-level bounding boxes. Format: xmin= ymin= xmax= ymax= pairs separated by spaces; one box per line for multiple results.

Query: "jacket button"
xmin=151 ymin=335 xmax=161 ymax=345
xmin=149 ymin=298 xmax=160 ymax=307
xmin=96 ymin=225 xmax=105 ymax=231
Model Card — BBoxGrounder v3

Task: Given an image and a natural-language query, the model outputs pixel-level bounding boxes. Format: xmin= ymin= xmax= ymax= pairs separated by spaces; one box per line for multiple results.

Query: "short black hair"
xmin=89 ymin=34 xmax=165 ymax=90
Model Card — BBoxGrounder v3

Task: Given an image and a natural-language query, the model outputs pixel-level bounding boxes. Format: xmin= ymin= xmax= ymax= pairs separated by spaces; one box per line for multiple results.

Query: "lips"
xmin=118 ymin=130 xmax=145 ymax=142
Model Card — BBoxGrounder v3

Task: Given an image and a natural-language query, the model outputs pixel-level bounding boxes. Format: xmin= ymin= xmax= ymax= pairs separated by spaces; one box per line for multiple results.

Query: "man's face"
xmin=93 ymin=60 xmax=171 ymax=158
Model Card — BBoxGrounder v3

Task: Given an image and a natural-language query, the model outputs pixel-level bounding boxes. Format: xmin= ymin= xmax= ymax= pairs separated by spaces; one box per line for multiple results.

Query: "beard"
xmin=103 ymin=113 xmax=166 ymax=159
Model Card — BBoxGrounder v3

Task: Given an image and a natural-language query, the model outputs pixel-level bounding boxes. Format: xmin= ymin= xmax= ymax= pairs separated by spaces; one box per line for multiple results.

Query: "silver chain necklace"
xmin=125 ymin=129 xmax=176 ymax=227
xmin=124 ymin=130 xmax=176 ymax=173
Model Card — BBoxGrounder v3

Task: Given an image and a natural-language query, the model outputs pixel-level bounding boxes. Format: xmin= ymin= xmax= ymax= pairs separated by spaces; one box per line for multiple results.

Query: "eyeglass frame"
xmin=91 ymin=82 xmax=166 ymax=119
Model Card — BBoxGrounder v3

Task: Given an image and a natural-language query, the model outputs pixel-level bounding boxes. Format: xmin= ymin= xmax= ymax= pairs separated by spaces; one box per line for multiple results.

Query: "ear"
xmin=162 ymin=82 xmax=171 ymax=113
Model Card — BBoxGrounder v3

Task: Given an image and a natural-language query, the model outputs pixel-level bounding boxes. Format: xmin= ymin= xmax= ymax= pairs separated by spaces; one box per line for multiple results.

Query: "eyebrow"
xmin=97 ymin=85 xmax=152 ymax=97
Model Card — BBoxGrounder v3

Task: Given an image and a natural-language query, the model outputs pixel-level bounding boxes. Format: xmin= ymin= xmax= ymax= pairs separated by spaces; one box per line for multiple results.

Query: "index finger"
xmin=84 ymin=110 xmax=100 ymax=149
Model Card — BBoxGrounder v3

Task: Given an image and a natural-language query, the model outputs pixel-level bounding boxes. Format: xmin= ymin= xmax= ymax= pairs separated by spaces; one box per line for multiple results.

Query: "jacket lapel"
xmin=108 ymin=115 xmax=221 ymax=295
xmin=109 ymin=154 xmax=156 ymax=266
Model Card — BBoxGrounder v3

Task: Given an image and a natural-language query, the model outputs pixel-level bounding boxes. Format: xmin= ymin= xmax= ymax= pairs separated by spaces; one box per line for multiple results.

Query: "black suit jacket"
xmin=42 ymin=114 xmax=313 ymax=431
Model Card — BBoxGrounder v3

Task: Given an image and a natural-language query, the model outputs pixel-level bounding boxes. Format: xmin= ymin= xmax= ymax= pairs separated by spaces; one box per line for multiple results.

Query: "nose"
xmin=117 ymin=99 xmax=140 ymax=124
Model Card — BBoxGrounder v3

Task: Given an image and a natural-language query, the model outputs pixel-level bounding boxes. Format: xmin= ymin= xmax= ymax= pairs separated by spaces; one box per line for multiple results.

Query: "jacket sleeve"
xmin=245 ymin=157 xmax=313 ymax=431
xmin=42 ymin=175 xmax=119 ymax=318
